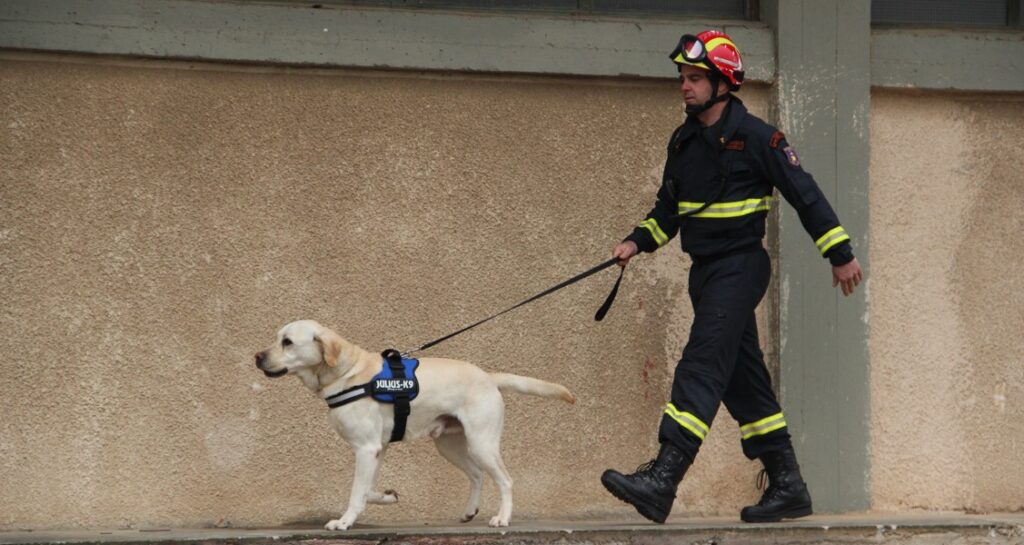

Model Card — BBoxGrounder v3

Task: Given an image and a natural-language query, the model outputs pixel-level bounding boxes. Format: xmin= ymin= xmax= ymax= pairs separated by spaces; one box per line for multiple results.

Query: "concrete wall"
xmin=0 ymin=53 xmax=775 ymax=529
xmin=869 ymin=91 xmax=1024 ymax=512
xmin=6 ymin=50 xmax=1023 ymax=531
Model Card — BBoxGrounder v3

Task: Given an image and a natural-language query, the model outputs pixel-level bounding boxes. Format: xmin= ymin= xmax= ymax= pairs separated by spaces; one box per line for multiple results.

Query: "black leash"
xmin=401 ymin=258 xmax=626 ymax=356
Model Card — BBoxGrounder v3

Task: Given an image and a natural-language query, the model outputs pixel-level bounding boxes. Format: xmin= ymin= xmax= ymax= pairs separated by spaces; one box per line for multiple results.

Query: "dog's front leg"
xmin=366 ymin=446 xmax=398 ymax=505
xmin=325 ymin=446 xmax=380 ymax=531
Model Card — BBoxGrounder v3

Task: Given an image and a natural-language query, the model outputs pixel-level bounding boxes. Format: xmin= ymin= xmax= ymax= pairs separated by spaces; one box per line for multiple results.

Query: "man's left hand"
xmin=832 ymin=257 xmax=863 ymax=297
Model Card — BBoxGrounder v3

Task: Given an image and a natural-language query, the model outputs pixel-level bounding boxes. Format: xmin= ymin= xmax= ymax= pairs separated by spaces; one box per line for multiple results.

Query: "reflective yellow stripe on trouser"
xmin=665 ymin=403 xmax=709 ymax=441
xmin=639 ymin=218 xmax=669 ymax=247
xmin=815 ymin=226 xmax=850 ymax=255
xmin=678 ymin=196 xmax=773 ymax=218
xmin=739 ymin=412 xmax=787 ymax=440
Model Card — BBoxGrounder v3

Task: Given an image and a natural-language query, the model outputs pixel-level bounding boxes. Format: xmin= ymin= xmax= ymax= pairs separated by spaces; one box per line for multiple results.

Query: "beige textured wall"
xmin=0 ymin=53 xmax=774 ymax=530
xmin=869 ymin=91 xmax=1024 ymax=512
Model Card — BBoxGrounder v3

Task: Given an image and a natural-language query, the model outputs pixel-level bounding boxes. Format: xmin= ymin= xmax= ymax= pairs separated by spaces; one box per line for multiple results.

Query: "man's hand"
xmin=832 ymin=257 xmax=863 ymax=296
xmin=613 ymin=240 xmax=639 ymax=267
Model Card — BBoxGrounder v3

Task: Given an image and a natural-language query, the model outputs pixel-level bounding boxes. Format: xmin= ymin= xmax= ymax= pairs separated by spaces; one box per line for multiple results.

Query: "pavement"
xmin=3 ymin=513 xmax=1023 ymax=545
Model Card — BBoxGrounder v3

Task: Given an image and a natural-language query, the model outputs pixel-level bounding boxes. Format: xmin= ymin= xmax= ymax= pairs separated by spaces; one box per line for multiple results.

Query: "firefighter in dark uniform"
xmin=600 ymin=30 xmax=864 ymax=524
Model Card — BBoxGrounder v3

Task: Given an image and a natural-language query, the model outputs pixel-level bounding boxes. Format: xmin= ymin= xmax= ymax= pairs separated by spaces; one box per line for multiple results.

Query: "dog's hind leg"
xmin=434 ymin=433 xmax=484 ymax=522
xmin=325 ymin=445 xmax=381 ymax=531
xmin=464 ymin=432 xmax=513 ymax=527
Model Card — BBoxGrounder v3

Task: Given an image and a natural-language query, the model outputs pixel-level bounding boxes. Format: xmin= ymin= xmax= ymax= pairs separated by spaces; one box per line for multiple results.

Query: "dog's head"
xmin=254 ymin=320 xmax=345 ymax=378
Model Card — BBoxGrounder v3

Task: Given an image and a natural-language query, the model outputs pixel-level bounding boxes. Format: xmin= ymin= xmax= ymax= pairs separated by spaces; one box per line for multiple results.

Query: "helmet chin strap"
xmin=685 ymin=72 xmax=731 ymax=116
xmin=685 ymin=92 xmax=730 ymax=115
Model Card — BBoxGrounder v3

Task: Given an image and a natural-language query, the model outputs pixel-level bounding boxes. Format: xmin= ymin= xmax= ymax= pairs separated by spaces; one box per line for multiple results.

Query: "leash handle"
xmin=594 ymin=264 xmax=625 ymax=322
xmin=405 ymin=257 xmax=624 ymax=356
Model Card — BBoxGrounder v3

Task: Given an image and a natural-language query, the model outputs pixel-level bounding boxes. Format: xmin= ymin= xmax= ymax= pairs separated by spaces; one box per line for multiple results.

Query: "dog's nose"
xmin=254 ymin=351 xmax=266 ymax=368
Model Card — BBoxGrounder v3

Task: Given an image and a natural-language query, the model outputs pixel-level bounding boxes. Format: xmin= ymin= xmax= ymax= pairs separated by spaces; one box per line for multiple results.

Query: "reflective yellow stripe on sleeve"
xmin=815 ymin=226 xmax=850 ymax=255
xmin=639 ymin=218 xmax=669 ymax=247
xmin=739 ymin=412 xmax=787 ymax=440
xmin=664 ymin=403 xmax=709 ymax=441
xmin=677 ymin=196 xmax=773 ymax=218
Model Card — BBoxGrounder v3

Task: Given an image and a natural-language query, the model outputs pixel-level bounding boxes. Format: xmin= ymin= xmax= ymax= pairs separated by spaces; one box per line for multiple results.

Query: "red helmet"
xmin=669 ymin=30 xmax=744 ymax=90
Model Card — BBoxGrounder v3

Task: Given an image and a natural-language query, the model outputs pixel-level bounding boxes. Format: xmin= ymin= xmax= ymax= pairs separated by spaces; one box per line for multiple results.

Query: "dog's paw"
xmin=325 ymin=518 xmax=353 ymax=531
xmin=460 ymin=508 xmax=479 ymax=523
xmin=488 ymin=515 xmax=509 ymax=528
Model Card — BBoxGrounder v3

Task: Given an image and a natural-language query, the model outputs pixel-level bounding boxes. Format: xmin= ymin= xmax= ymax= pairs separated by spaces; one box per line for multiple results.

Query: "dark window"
xmin=304 ymin=0 xmax=757 ymax=19
xmin=589 ymin=0 xmax=749 ymax=18
xmin=872 ymin=0 xmax=1022 ymax=27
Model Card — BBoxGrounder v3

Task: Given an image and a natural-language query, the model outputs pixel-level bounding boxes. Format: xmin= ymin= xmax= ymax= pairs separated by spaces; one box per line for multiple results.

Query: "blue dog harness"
xmin=324 ymin=349 xmax=419 ymax=442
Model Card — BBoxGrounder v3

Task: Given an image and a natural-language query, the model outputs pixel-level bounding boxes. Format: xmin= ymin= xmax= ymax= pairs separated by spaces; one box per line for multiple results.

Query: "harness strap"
xmin=382 ymin=349 xmax=411 ymax=443
xmin=325 ymin=384 xmax=371 ymax=408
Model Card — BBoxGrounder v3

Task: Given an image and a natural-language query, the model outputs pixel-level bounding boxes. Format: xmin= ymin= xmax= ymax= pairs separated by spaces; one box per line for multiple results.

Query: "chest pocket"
xmin=724 ymin=158 xmax=758 ymax=183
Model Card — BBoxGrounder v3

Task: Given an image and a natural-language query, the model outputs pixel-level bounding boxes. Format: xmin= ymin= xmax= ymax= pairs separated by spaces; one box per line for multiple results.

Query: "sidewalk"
xmin=3 ymin=513 xmax=1023 ymax=545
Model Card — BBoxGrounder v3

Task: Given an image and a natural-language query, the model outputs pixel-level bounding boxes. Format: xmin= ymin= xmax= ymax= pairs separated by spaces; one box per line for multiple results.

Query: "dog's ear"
xmin=317 ymin=329 xmax=345 ymax=367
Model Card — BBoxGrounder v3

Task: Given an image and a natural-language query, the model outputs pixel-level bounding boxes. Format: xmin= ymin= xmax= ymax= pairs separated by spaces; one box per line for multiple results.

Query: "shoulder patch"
xmin=783 ymin=145 xmax=800 ymax=166
xmin=770 ymin=131 xmax=785 ymax=149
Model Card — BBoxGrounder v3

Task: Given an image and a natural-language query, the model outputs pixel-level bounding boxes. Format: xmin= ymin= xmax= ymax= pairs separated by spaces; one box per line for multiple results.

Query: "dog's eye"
xmin=282 ymin=338 xmax=293 ymax=347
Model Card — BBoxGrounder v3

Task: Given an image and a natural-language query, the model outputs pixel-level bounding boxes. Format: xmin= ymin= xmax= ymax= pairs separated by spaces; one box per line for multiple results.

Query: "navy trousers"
xmin=658 ymin=248 xmax=792 ymax=462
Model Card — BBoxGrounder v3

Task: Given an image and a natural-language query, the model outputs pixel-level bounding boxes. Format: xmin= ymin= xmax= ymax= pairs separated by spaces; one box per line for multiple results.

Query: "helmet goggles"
xmin=670 ymin=34 xmax=712 ymax=68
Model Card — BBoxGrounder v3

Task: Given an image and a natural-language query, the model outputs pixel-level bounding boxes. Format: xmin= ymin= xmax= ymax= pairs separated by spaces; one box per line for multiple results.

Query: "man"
xmin=600 ymin=30 xmax=863 ymax=524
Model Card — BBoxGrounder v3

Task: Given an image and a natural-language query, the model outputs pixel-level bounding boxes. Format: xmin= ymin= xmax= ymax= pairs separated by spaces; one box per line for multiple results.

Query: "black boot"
xmin=601 ymin=443 xmax=691 ymax=523
xmin=740 ymin=446 xmax=813 ymax=522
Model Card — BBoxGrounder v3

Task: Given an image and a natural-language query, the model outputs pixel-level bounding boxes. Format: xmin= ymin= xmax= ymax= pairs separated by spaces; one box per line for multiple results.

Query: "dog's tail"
xmin=489 ymin=373 xmax=576 ymax=404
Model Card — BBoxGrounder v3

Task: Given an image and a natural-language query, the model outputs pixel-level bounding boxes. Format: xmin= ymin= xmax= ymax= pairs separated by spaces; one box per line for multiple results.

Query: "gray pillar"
xmin=763 ymin=0 xmax=871 ymax=513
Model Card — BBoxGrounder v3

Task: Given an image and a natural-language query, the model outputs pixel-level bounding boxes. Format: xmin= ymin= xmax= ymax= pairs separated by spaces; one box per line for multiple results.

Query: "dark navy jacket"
xmin=626 ymin=97 xmax=854 ymax=265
